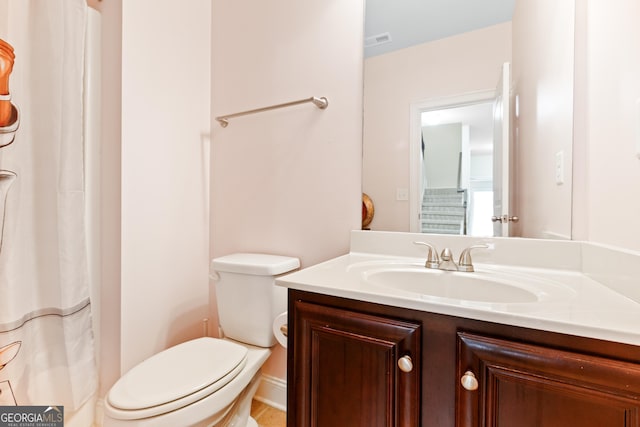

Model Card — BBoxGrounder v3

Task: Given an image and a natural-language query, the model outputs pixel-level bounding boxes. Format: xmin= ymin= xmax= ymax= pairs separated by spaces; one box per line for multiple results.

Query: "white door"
xmin=492 ymin=62 xmax=515 ymax=237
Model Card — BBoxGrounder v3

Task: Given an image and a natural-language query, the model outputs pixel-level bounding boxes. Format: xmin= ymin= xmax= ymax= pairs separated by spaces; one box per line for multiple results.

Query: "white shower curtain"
xmin=0 ymin=0 xmax=97 ymax=423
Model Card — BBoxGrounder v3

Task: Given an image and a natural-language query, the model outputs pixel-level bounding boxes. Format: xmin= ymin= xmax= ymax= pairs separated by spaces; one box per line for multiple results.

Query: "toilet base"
xmin=217 ymin=371 xmax=261 ymax=427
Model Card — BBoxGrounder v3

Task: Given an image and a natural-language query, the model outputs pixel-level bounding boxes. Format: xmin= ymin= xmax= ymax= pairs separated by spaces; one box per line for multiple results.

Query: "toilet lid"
xmin=107 ymin=337 xmax=248 ymax=411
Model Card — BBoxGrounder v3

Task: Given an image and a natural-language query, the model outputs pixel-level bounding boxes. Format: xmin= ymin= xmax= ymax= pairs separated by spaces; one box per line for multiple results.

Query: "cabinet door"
xmin=290 ymin=300 xmax=421 ymax=427
xmin=457 ymin=332 xmax=640 ymax=427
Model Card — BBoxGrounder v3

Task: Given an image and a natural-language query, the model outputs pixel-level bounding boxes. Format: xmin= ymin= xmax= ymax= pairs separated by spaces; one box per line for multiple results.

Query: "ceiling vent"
xmin=364 ymin=32 xmax=392 ymax=48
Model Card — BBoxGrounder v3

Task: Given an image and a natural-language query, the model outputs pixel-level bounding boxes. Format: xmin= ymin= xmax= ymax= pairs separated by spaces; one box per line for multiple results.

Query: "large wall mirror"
xmin=362 ymin=0 xmax=575 ymax=240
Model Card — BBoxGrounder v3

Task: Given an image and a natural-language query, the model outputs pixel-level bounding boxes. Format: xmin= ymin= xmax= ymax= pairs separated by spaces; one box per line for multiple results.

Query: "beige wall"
xmin=96 ymin=0 xmax=363 ymax=400
xmin=97 ymin=0 xmax=122 ymax=398
xmin=573 ymin=0 xmax=640 ymax=251
xmin=363 ymin=23 xmax=512 ymax=231
xmin=511 ymin=0 xmax=575 ymax=239
xmin=120 ymin=0 xmax=211 ymax=374
xmin=87 ymin=0 xmax=215 ymax=397
xmin=210 ymin=0 xmax=364 ymax=380
xmin=424 ymin=123 xmax=462 ymax=188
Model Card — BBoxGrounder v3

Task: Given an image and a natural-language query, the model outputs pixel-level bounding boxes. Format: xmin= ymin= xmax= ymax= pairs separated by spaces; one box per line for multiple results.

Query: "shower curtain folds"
xmin=0 ymin=0 xmax=98 ymax=424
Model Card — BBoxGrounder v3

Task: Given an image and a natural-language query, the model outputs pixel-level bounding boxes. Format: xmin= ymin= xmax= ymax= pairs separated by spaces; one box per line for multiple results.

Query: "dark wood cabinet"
xmin=287 ymin=289 xmax=640 ymax=427
xmin=288 ymin=298 xmax=421 ymax=427
xmin=457 ymin=332 xmax=640 ymax=427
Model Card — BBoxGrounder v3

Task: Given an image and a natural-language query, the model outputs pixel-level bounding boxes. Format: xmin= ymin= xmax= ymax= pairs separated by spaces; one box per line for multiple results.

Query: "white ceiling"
xmin=364 ymin=0 xmax=515 ymax=58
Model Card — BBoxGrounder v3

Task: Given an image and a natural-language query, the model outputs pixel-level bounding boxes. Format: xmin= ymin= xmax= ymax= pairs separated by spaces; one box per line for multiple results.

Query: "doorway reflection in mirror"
xmin=420 ymin=101 xmax=494 ymax=237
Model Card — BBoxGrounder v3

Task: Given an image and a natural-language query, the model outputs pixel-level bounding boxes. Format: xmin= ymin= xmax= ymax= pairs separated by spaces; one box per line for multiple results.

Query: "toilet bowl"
xmin=103 ymin=253 xmax=299 ymax=427
xmin=103 ymin=338 xmax=270 ymax=427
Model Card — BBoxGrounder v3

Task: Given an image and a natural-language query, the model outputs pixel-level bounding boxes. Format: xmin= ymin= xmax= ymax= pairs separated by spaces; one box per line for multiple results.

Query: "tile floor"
xmin=251 ymin=400 xmax=286 ymax=427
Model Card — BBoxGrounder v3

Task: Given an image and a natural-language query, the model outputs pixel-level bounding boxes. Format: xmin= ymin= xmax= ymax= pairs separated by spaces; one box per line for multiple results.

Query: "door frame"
xmin=409 ymin=90 xmax=496 ymax=233
xmin=493 ymin=62 xmax=512 ymax=237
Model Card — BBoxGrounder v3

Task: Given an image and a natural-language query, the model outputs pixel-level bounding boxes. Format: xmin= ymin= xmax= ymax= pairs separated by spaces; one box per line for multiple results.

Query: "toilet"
xmin=102 ymin=253 xmax=299 ymax=427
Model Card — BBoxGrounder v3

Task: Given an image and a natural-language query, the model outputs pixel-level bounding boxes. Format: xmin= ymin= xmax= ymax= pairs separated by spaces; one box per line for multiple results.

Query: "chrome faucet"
xmin=413 ymin=241 xmax=440 ymax=268
xmin=456 ymin=244 xmax=490 ymax=272
xmin=438 ymin=247 xmax=459 ymax=271
xmin=414 ymin=242 xmax=490 ymax=272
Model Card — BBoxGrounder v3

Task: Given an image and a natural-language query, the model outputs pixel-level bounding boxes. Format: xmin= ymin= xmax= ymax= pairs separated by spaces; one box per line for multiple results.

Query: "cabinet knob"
xmin=461 ymin=370 xmax=479 ymax=391
xmin=398 ymin=355 xmax=413 ymax=373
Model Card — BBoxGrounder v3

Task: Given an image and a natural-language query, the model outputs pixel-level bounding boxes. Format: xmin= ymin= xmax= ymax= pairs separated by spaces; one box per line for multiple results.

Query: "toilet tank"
xmin=211 ymin=253 xmax=299 ymax=347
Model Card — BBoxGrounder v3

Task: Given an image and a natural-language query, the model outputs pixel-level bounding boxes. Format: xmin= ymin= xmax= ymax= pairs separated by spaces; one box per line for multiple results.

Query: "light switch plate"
xmin=396 ymin=188 xmax=409 ymax=201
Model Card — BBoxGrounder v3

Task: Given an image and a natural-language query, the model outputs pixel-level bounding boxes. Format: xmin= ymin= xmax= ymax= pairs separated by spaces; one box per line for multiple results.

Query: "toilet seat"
xmin=105 ymin=337 xmax=248 ymax=420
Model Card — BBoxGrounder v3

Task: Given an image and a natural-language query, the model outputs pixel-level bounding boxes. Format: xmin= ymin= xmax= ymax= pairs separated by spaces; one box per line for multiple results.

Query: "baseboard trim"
xmin=254 ymin=374 xmax=287 ymax=412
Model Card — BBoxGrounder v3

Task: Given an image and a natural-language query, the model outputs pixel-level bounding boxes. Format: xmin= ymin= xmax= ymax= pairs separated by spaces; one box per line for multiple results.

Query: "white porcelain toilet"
xmin=102 ymin=253 xmax=299 ymax=427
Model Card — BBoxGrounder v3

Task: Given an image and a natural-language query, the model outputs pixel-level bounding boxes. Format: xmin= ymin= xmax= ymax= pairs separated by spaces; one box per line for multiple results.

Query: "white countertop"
xmin=277 ymin=231 xmax=640 ymax=347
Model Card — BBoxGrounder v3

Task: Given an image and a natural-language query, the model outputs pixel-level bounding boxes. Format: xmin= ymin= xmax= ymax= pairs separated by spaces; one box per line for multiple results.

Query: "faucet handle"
xmin=458 ymin=244 xmax=490 ymax=272
xmin=413 ymin=241 xmax=440 ymax=268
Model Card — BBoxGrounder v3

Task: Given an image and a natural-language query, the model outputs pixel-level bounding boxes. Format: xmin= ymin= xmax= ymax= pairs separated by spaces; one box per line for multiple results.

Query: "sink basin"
xmin=360 ymin=264 xmax=575 ymax=304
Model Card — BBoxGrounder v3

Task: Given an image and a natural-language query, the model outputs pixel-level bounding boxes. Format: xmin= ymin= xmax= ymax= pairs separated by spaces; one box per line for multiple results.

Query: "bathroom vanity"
xmin=278 ymin=231 xmax=640 ymax=427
